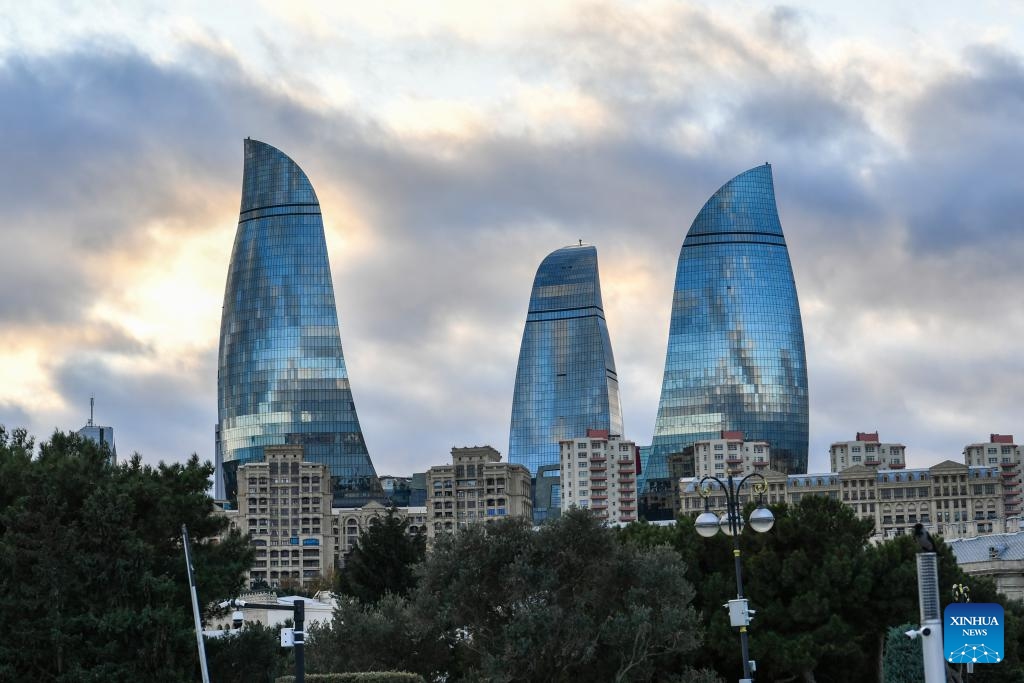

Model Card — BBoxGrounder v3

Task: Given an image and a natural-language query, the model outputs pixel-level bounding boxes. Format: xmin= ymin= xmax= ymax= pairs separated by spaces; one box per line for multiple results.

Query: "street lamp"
xmin=694 ymin=472 xmax=774 ymax=683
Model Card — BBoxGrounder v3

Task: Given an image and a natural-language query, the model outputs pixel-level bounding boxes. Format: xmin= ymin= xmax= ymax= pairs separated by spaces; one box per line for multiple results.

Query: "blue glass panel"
xmin=216 ymin=139 xmax=382 ymax=506
xmin=509 ymin=245 xmax=624 ymax=475
xmin=640 ymin=164 xmax=809 ymax=511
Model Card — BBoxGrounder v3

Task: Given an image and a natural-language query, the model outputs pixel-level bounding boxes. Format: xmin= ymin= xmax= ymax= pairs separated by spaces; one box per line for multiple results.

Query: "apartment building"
xmin=218 ymin=445 xmax=335 ymax=589
xmin=559 ymin=430 xmax=638 ymax=523
xmin=680 ymin=460 xmax=1004 ymax=541
xmin=963 ymin=434 xmax=1021 ymax=521
xmin=426 ymin=446 xmax=532 ymax=542
xmin=830 ymin=432 xmax=906 ymax=472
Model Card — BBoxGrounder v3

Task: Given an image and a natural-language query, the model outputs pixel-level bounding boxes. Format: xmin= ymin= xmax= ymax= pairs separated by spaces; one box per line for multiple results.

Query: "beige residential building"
xmin=672 ymin=431 xmax=771 ymax=480
xmin=559 ymin=429 xmax=638 ymax=523
xmin=218 ymin=445 xmax=335 ymax=589
xmin=963 ymin=434 xmax=1022 ymax=521
xmin=426 ymin=446 xmax=532 ymax=542
xmin=829 ymin=432 xmax=906 ymax=472
xmin=331 ymin=501 xmax=427 ymax=567
xmin=680 ymin=460 xmax=1004 ymax=542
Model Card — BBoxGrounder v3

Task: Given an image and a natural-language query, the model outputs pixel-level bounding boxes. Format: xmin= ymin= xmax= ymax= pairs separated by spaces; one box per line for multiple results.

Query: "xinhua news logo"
xmin=944 ymin=603 xmax=1004 ymax=665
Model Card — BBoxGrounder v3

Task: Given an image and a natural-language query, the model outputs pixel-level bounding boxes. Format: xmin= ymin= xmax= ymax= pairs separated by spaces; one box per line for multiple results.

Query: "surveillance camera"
xmin=218 ymin=600 xmax=232 ymax=609
xmin=905 ymin=629 xmax=919 ymax=640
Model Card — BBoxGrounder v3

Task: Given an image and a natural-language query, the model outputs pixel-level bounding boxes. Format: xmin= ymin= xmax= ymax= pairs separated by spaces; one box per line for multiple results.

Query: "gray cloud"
xmin=4 ymin=10 xmax=1024 ymax=479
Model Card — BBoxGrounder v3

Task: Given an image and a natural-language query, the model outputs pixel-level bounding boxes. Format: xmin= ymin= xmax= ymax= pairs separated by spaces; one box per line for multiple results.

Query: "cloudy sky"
xmin=2 ymin=1 xmax=1023 ymax=476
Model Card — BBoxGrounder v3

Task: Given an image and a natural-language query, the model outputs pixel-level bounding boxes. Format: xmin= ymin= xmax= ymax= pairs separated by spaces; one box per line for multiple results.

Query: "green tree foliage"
xmin=882 ymin=623 xmax=923 ymax=683
xmin=277 ymin=673 xmax=425 ymax=683
xmin=206 ymin=622 xmax=293 ymax=683
xmin=337 ymin=507 xmax=426 ymax=604
xmin=0 ymin=427 xmax=253 ymax=682
xmin=310 ymin=510 xmax=717 ymax=682
xmin=624 ymin=497 xmax=1024 ymax=682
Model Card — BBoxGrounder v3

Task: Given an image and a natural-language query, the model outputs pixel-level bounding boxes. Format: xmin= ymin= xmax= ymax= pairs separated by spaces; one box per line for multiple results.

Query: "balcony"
xmin=890 ymin=463 xmax=906 ymax=469
xmin=1002 ymin=471 xmax=1017 ymax=478
xmin=592 ymin=493 xmax=607 ymax=501
xmin=865 ymin=459 xmax=881 ymax=467
xmin=590 ymin=455 xmax=607 ymax=463
xmin=753 ymin=460 xmax=768 ymax=467
xmin=1002 ymin=461 xmax=1017 ymax=468
xmin=591 ymin=474 xmax=607 ymax=482
xmin=591 ymin=483 xmax=607 ymax=491
xmin=726 ymin=456 xmax=743 ymax=465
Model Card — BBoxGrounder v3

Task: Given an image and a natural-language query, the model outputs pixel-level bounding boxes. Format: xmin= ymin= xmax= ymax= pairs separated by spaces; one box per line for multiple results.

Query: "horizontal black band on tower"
xmin=240 ymin=202 xmax=321 ymax=215
xmin=238 ymin=211 xmax=323 ymax=225
xmin=525 ymin=312 xmax=607 ymax=324
xmin=683 ymin=239 xmax=787 ymax=247
xmin=686 ymin=230 xmax=783 ymax=238
xmin=526 ymin=304 xmax=605 ymax=316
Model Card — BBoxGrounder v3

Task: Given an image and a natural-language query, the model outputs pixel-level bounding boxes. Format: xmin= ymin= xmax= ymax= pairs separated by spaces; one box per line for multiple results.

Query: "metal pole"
xmin=728 ymin=476 xmax=753 ymax=682
xmin=294 ymin=598 xmax=304 ymax=683
xmin=182 ymin=525 xmax=211 ymax=683
xmin=916 ymin=553 xmax=945 ymax=683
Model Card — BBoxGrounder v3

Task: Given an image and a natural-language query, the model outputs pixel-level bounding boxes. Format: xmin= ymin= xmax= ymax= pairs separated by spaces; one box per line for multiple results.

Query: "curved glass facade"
xmin=509 ymin=245 xmax=623 ymax=475
xmin=641 ymin=164 xmax=808 ymax=502
xmin=215 ymin=138 xmax=381 ymax=506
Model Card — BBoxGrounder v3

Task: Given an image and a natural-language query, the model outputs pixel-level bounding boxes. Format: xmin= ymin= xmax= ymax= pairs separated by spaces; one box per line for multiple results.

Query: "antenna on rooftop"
xmin=88 ymin=395 xmax=95 ymax=427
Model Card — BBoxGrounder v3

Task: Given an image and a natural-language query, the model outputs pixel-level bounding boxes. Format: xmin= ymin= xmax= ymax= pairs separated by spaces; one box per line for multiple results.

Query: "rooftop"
xmin=948 ymin=532 xmax=1024 ymax=563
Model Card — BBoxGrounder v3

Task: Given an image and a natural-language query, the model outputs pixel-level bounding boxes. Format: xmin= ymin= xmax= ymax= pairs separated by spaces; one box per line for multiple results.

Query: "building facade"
xmin=533 ymin=464 xmax=563 ymax=524
xmin=559 ymin=430 xmax=638 ymax=523
xmin=426 ymin=446 xmax=533 ymax=542
xmin=672 ymin=431 xmax=771 ymax=480
xmin=679 ymin=460 xmax=1005 ymax=542
xmin=331 ymin=501 xmax=427 ymax=568
xmin=963 ymin=434 xmax=1021 ymax=520
xmin=219 ymin=449 xmax=427 ymax=589
xmin=830 ymin=432 xmax=906 ymax=472
xmin=215 ymin=138 xmax=381 ymax=506
xmin=509 ymin=245 xmax=624 ymax=476
xmin=220 ymin=445 xmax=335 ymax=589
xmin=643 ymin=164 xmax=809 ymax=517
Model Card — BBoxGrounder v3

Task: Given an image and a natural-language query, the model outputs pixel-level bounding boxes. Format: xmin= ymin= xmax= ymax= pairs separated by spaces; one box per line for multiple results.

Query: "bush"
xmin=276 ymin=673 xmax=424 ymax=683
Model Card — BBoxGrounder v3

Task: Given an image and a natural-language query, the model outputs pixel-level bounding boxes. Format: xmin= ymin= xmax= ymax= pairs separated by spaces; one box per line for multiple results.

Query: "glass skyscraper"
xmin=509 ymin=244 xmax=623 ymax=475
xmin=640 ymin=164 xmax=808 ymax=502
xmin=215 ymin=138 xmax=382 ymax=506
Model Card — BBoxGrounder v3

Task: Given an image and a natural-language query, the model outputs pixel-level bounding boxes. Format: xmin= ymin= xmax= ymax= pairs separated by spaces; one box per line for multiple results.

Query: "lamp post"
xmin=693 ymin=472 xmax=774 ymax=683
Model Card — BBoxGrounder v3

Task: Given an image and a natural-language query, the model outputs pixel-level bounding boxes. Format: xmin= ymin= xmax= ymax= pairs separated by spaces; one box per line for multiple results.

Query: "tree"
xmin=336 ymin=507 xmax=425 ymax=604
xmin=0 ymin=428 xmax=253 ymax=682
xmin=310 ymin=509 xmax=717 ymax=682
xmin=626 ymin=500 xmax=1024 ymax=683
xmin=205 ymin=622 xmax=293 ymax=683
xmin=882 ymin=623 xmax=923 ymax=683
